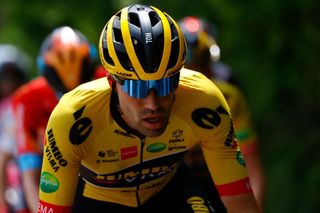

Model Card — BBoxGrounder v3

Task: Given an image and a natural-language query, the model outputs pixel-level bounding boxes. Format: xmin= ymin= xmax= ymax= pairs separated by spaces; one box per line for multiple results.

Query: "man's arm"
xmin=38 ymin=100 xmax=83 ymax=213
xmin=38 ymin=130 xmax=81 ymax=213
xmin=0 ymin=151 xmax=12 ymax=213
xmin=241 ymin=144 xmax=266 ymax=209
xmin=221 ymin=193 xmax=261 ymax=213
xmin=199 ymin=92 xmax=261 ymax=212
xmin=223 ymin=83 xmax=267 ymax=209
xmin=21 ymin=168 xmax=41 ymax=212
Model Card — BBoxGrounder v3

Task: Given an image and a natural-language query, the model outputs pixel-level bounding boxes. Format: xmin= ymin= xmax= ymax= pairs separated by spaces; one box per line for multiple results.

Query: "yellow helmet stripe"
xmin=99 ymin=18 xmax=118 ymax=74
xmin=107 ymin=16 xmax=124 ymax=72
xmin=152 ymin=6 xmax=171 ymax=79
xmin=120 ymin=6 xmax=146 ymax=80
xmin=100 ymin=13 xmax=139 ymax=79
xmin=164 ymin=13 xmax=186 ymax=77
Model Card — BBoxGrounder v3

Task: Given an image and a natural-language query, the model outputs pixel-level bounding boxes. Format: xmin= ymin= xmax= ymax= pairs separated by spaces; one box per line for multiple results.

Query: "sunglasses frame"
xmin=113 ymin=73 xmax=180 ymax=99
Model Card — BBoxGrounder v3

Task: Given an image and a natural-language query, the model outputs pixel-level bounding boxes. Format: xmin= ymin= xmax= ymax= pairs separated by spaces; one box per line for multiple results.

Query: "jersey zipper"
xmin=136 ymin=137 xmax=145 ymax=207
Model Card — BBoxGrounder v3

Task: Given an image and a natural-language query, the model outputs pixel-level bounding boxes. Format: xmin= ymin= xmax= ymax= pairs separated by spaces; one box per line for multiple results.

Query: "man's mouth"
xmin=144 ymin=117 xmax=161 ymax=123
xmin=142 ymin=115 xmax=164 ymax=129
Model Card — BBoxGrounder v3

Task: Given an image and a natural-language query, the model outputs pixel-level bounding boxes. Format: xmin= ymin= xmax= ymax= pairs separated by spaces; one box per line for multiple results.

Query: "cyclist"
xmin=38 ymin=4 xmax=260 ymax=213
xmin=0 ymin=44 xmax=31 ymax=213
xmin=11 ymin=26 xmax=99 ymax=212
xmin=179 ymin=16 xmax=266 ymax=210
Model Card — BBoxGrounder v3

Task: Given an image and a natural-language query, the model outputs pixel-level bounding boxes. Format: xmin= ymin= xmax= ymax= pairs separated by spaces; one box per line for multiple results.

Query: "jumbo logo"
xmin=69 ymin=106 xmax=92 ymax=145
xmin=40 ymin=172 xmax=60 ymax=193
xmin=147 ymin=143 xmax=166 ymax=153
xmin=46 ymin=129 xmax=67 ymax=172
xmin=192 ymin=106 xmax=228 ymax=129
xmin=187 ymin=196 xmax=210 ymax=212
xmin=90 ymin=161 xmax=179 ymax=187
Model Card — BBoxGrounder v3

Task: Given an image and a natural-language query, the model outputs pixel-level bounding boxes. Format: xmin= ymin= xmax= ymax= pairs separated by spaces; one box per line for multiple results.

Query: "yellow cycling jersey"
xmin=38 ymin=69 xmax=251 ymax=212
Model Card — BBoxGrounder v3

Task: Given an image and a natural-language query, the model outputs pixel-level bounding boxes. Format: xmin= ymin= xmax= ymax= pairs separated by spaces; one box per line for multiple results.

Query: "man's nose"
xmin=143 ymin=89 xmax=160 ymax=110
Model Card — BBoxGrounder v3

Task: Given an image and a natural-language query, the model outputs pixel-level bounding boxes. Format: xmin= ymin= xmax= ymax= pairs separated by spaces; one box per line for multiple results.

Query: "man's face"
xmin=116 ymin=83 xmax=175 ymax=137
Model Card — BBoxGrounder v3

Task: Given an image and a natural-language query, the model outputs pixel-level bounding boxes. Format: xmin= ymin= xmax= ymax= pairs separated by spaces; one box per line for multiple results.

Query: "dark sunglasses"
xmin=114 ymin=73 xmax=180 ymax=99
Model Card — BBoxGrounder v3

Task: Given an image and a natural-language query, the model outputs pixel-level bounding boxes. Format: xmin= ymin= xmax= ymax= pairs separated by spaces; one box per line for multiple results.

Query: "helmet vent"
xmin=128 ymin=13 xmax=141 ymax=28
xmin=118 ymin=52 xmax=133 ymax=71
xmin=102 ymin=29 xmax=115 ymax=66
xmin=113 ymin=28 xmax=123 ymax=43
xmin=148 ymin=11 xmax=160 ymax=27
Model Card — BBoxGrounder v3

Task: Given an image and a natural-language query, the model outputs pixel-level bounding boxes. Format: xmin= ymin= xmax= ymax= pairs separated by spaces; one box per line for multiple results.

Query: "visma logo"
xmin=40 ymin=172 xmax=60 ymax=193
xmin=146 ymin=143 xmax=166 ymax=153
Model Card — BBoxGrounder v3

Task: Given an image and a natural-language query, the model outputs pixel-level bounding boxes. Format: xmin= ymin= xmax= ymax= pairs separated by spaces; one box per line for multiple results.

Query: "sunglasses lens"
xmin=120 ymin=73 xmax=180 ymax=98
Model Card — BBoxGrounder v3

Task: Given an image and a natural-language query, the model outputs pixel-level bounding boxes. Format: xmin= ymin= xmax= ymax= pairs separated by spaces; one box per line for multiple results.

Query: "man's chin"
xmin=142 ymin=127 xmax=166 ymax=138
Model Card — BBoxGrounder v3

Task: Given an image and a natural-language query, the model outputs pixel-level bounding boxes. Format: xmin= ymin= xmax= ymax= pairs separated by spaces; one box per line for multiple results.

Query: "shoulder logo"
xmin=236 ymin=150 xmax=246 ymax=166
xmin=69 ymin=106 xmax=92 ymax=145
xmin=147 ymin=143 xmax=167 ymax=153
xmin=192 ymin=106 xmax=228 ymax=129
xmin=40 ymin=172 xmax=60 ymax=193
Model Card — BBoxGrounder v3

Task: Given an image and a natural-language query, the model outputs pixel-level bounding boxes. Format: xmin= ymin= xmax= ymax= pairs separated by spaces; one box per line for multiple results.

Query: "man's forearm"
xmin=22 ymin=169 xmax=41 ymax=213
xmin=221 ymin=193 xmax=261 ymax=213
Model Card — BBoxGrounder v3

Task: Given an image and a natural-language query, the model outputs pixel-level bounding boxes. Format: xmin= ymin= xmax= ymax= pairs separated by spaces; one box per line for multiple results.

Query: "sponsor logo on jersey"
xmin=168 ymin=129 xmax=185 ymax=149
xmin=40 ymin=172 xmax=60 ymax=193
xmin=172 ymin=129 xmax=183 ymax=138
xmin=169 ymin=129 xmax=185 ymax=144
xmin=80 ymin=152 xmax=186 ymax=188
xmin=38 ymin=202 xmax=54 ymax=213
xmin=92 ymin=161 xmax=179 ymax=187
xmin=69 ymin=106 xmax=92 ymax=145
xmin=192 ymin=106 xmax=228 ymax=129
xmin=236 ymin=150 xmax=246 ymax=166
xmin=168 ymin=145 xmax=186 ymax=151
xmin=146 ymin=143 xmax=166 ymax=153
xmin=96 ymin=149 xmax=119 ymax=163
xmin=169 ymin=138 xmax=185 ymax=143
xmin=187 ymin=196 xmax=211 ymax=212
xmin=121 ymin=146 xmax=137 ymax=160
xmin=224 ymin=119 xmax=235 ymax=147
xmin=114 ymin=129 xmax=135 ymax=138
xmin=45 ymin=129 xmax=67 ymax=172
xmin=38 ymin=200 xmax=72 ymax=213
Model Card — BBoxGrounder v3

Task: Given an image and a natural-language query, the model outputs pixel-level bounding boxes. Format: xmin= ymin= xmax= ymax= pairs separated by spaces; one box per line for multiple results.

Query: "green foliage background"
xmin=1 ymin=0 xmax=319 ymax=212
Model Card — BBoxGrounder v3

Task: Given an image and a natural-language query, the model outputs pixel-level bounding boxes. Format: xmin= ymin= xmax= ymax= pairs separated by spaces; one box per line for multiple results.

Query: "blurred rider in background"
xmin=11 ymin=26 xmax=101 ymax=212
xmin=0 ymin=44 xmax=31 ymax=213
xmin=179 ymin=16 xmax=267 ymax=211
